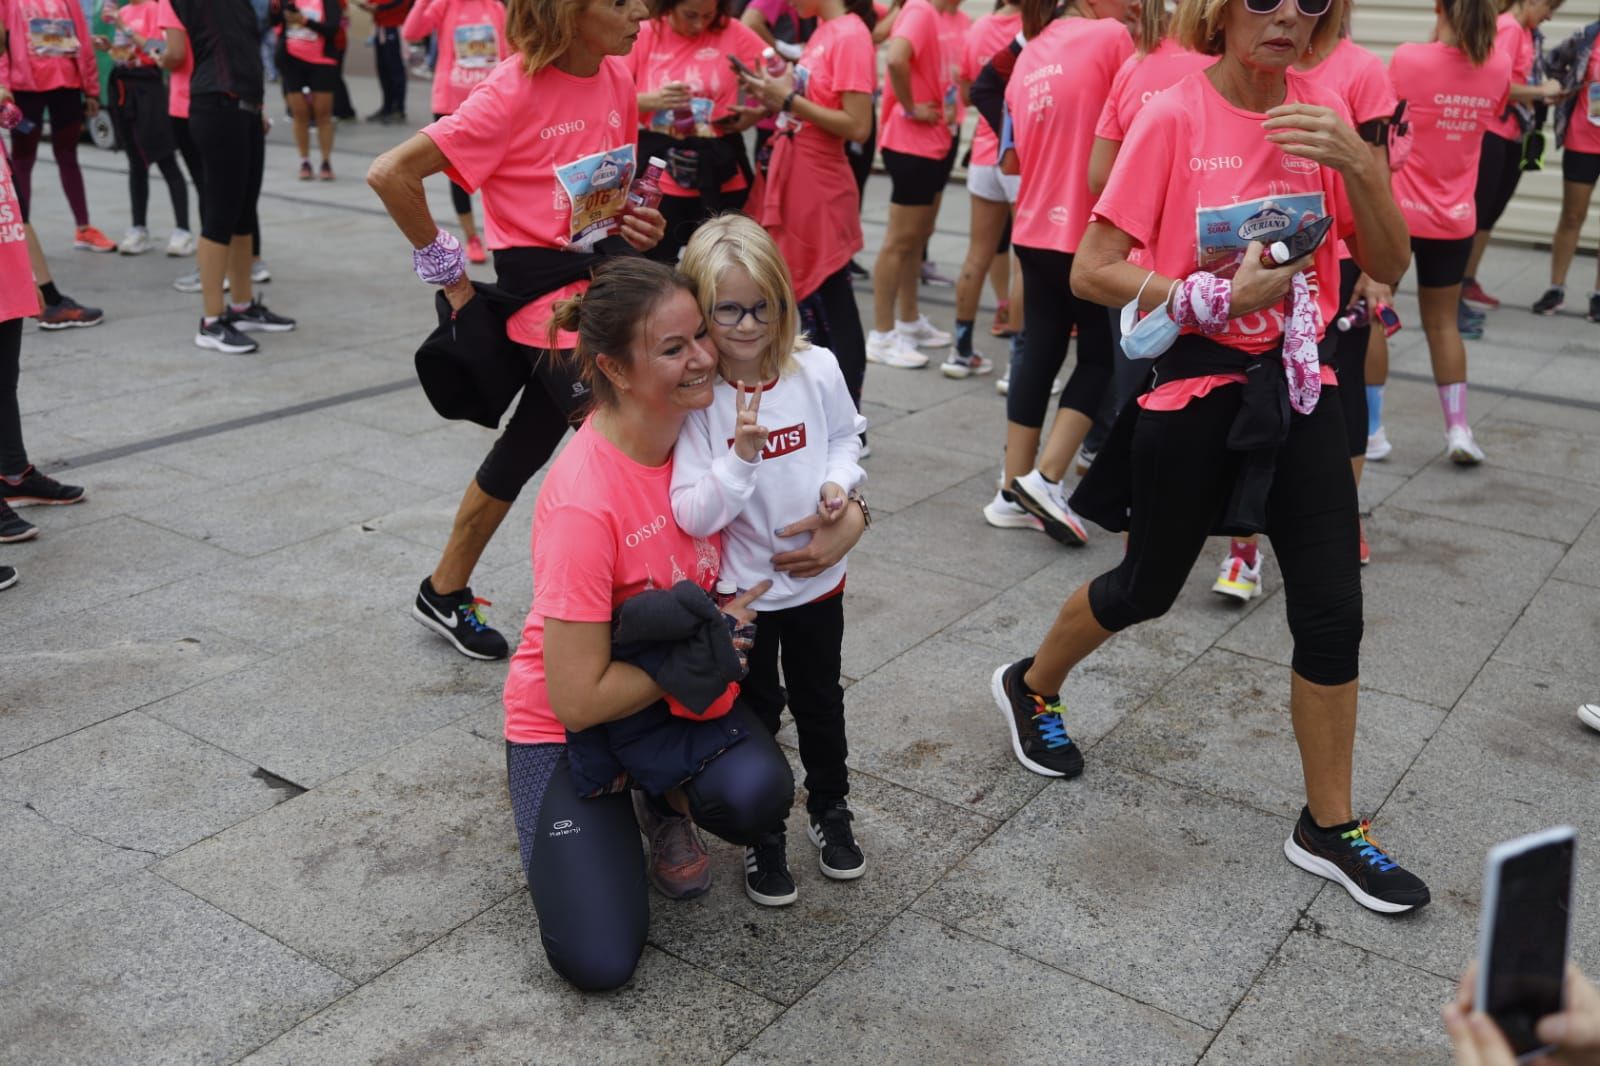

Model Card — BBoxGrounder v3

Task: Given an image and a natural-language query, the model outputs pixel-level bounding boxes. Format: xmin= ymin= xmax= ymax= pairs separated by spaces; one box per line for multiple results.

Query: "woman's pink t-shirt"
xmin=504 ymin=417 xmax=723 ymax=746
xmin=960 ymin=8 xmax=1020 ymax=166
xmin=1484 ymin=13 xmax=1533 ymax=141
xmin=282 ymin=0 xmax=336 ymax=65
xmin=623 ymin=16 xmax=766 ymax=198
xmin=936 ymin=6 xmax=970 ymax=133
xmin=1093 ymin=37 xmax=1212 ymax=143
xmin=1091 ymin=69 xmax=1355 ymax=355
xmin=1389 ymin=41 xmax=1510 ymax=239
xmin=750 ymin=12 xmax=875 ymax=299
xmin=111 ymin=2 xmax=163 ymax=69
xmin=0 ymin=149 xmax=39 ymax=323
xmin=879 ymin=0 xmax=952 ymax=159
xmin=1006 ymin=16 xmax=1132 ymax=254
xmin=1 ymin=0 xmax=94 ymax=93
xmin=156 ymin=0 xmax=192 ymax=118
xmin=423 ymin=55 xmax=640 ymax=349
xmin=404 ymin=0 xmax=509 ymax=116
xmin=1302 ymin=37 xmax=1395 ymax=126
xmin=1566 ymin=45 xmax=1600 ymax=154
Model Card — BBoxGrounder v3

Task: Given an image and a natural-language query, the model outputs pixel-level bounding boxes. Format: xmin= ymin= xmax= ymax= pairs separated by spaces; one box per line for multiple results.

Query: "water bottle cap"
xmin=715 ymin=579 xmax=738 ymax=596
xmin=647 ymin=156 xmax=667 ymax=167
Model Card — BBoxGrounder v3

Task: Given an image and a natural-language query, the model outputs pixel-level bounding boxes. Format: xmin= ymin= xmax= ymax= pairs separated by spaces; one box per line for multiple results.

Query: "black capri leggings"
xmin=808 ymin=264 xmax=867 ymax=408
xmin=188 ymin=94 xmax=264 ymax=244
xmin=1009 ymin=245 xmax=1114 ymax=428
xmin=473 ymin=343 xmax=592 ymax=503
xmin=1 ymin=317 xmax=27 ymax=477
xmin=1332 ymin=258 xmax=1368 ymax=460
xmin=1087 ymin=373 xmax=1362 ymax=686
xmin=1475 ymin=131 xmax=1524 ymax=234
xmin=433 ymin=113 xmax=474 ymax=217
xmin=507 ymin=703 xmax=794 ymax=991
xmin=1411 ymin=235 xmax=1473 ymax=289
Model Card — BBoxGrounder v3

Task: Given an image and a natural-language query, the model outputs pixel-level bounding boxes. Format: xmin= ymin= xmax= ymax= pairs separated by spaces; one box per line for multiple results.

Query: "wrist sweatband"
xmin=1168 ymin=271 xmax=1232 ymax=335
xmin=413 ymin=229 xmax=466 ymax=287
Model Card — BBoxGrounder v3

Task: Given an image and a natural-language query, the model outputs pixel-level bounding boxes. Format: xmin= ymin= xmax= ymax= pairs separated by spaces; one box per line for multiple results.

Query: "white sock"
xmin=895 ymin=318 xmax=921 ymax=332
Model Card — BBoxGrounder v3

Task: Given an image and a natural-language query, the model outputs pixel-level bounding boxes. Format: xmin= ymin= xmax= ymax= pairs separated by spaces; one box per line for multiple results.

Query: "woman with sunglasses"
xmin=1388 ymin=0 xmax=1509 ymax=466
xmin=989 ymin=0 xmax=1432 ymax=915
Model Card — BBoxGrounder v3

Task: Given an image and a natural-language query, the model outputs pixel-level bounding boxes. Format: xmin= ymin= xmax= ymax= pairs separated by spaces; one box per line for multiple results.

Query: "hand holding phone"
xmin=1260 ymin=215 xmax=1334 ymax=268
xmin=728 ymin=54 xmax=757 ymax=78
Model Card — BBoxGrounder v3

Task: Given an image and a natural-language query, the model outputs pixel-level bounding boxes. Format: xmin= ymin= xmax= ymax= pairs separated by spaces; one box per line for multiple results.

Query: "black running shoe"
xmin=37 ymin=295 xmax=105 ymax=330
xmin=412 ymin=578 xmax=509 ymax=660
xmin=744 ymin=831 xmax=798 ymax=906
xmin=2 ymin=465 xmax=84 ymax=507
xmin=0 ymin=501 xmax=38 ymax=543
xmin=1588 ymin=294 xmax=1600 ymax=323
xmin=0 ymin=565 xmax=16 ymax=591
xmin=1532 ymin=287 xmax=1565 ymax=316
xmin=990 ymin=657 xmax=1084 ymax=778
xmin=226 ymin=299 xmax=297 ymax=333
xmin=1283 ymin=806 xmax=1431 ymax=915
xmin=195 ymin=317 xmax=258 ymax=354
xmin=808 ymin=801 xmax=866 ymax=880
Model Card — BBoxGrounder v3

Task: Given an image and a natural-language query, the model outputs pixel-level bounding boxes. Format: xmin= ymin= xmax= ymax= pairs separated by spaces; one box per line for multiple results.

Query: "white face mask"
xmin=1120 ymin=272 xmax=1179 ymax=360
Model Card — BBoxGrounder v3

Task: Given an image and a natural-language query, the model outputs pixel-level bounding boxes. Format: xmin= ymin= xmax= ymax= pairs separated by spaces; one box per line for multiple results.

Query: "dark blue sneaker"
xmin=990 ymin=657 xmax=1084 ymax=778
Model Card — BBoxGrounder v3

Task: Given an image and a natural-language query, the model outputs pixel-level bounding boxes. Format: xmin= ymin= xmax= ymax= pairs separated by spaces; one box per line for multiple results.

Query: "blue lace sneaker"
xmin=990 ymin=657 xmax=1084 ymax=778
xmin=412 ymin=577 xmax=509 ymax=660
xmin=1284 ymin=806 xmax=1430 ymax=915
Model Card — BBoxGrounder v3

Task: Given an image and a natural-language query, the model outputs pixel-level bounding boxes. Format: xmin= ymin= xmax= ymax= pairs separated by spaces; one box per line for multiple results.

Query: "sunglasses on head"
xmin=1242 ymin=0 xmax=1333 ymax=17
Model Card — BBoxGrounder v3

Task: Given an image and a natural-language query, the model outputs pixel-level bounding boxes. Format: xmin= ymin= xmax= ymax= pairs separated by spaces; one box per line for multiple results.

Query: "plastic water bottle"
xmin=0 ymin=101 xmax=34 ymax=135
xmin=671 ymin=105 xmax=696 ymax=135
xmin=626 ymin=156 xmax=667 ymax=212
xmin=1334 ymin=299 xmax=1369 ymax=333
xmin=715 ymin=579 xmax=757 ymax=675
xmin=761 ymin=47 xmax=786 ymax=76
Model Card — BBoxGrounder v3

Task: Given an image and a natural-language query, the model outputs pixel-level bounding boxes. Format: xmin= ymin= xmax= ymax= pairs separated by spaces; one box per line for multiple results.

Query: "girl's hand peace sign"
xmin=732 ymin=380 xmax=770 ymax=463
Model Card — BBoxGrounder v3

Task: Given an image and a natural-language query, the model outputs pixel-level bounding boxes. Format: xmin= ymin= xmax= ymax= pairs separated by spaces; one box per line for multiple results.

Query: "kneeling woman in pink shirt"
xmin=991 ymin=0 xmax=1431 ymax=917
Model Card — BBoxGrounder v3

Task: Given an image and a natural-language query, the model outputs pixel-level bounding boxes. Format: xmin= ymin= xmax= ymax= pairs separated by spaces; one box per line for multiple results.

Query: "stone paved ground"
xmin=3 ymin=76 xmax=1599 ymax=1066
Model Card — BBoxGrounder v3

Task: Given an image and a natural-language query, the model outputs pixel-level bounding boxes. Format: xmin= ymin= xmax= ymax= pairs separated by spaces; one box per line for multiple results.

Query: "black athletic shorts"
xmin=1411 ymin=235 xmax=1474 ymax=289
xmin=280 ymin=55 xmax=339 ymax=95
xmin=882 ymin=139 xmax=958 ymax=206
xmin=1564 ymin=147 xmax=1600 ymax=186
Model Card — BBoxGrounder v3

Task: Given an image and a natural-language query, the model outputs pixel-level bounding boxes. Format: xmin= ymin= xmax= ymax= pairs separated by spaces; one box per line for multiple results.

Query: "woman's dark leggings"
xmin=1087 ymin=382 xmax=1362 ymax=686
xmin=110 ymin=101 xmax=189 ymax=231
xmin=848 ymin=110 xmax=877 ymax=202
xmin=1 ymin=318 xmax=27 ymax=477
xmin=1010 ymin=245 xmax=1114 ymax=428
xmin=810 ymin=264 xmax=867 ymax=408
xmin=433 ymin=113 xmax=473 ymax=217
xmin=507 ymin=703 xmax=794 ymax=991
xmin=173 ymin=117 xmax=259 ymax=257
xmin=1332 ymin=259 xmax=1368 ymax=460
xmin=9 ymin=89 xmax=90 ymax=226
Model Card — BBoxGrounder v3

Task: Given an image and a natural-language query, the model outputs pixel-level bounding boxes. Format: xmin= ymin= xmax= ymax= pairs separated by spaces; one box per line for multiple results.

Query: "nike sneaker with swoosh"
xmin=412 ymin=577 xmax=509 ymax=660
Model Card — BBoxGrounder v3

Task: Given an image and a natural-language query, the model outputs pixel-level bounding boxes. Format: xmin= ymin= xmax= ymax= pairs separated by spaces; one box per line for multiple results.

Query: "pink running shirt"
xmin=960 ymin=8 xmax=1020 ymax=166
xmin=1094 ymin=38 xmax=1212 ymax=143
xmin=403 ymin=0 xmax=509 ymax=116
xmin=423 ymin=55 xmax=640 ymax=349
xmin=110 ymin=2 xmax=162 ymax=69
xmin=878 ymin=0 xmax=952 ymax=160
xmin=0 ymin=148 xmax=39 ymax=323
xmin=282 ymin=0 xmax=336 ymax=65
xmin=1484 ymin=13 xmax=1533 ymax=141
xmin=156 ymin=0 xmax=192 ymax=118
xmin=1566 ymin=45 xmax=1600 ymax=154
xmin=1300 ymin=37 xmax=1395 ymax=128
xmin=503 ymin=417 xmax=723 ymax=746
xmin=1389 ymin=41 xmax=1510 ymax=239
xmin=0 ymin=0 xmax=96 ymax=93
xmin=622 ymin=16 xmax=766 ymax=197
xmin=936 ymin=5 xmax=970 ymax=133
xmin=1090 ymin=69 xmax=1355 ymax=355
xmin=1006 ymin=15 xmax=1132 ymax=254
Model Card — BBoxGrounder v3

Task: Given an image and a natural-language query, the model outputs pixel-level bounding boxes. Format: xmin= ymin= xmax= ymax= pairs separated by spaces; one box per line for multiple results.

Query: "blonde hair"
xmin=1174 ymin=0 xmax=1345 ymax=57
xmin=506 ymin=0 xmax=586 ymax=74
xmin=1136 ymin=0 xmax=1169 ymax=53
xmin=680 ymin=214 xmax=808 ymax=384
xmin=1442 ymin=0 xmax=1498 ymax=64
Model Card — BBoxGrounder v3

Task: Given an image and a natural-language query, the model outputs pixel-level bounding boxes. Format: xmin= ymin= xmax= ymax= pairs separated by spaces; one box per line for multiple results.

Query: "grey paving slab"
xmin=1306 ymin=661 xmax=1600 ymax=981
xmin=868 ymin=470 xmax=1065 ymax=586
xmin=0 ymin=711 xmax=293 ymax=857
xmin=134 ymin=457 xmax=422 ymax=558
xmin=1520 ymin=352 xmax=1600 ymax=405
xmin=361 ymin=485 xmax=543 ymax=579
xmin=1095 ymin=649 xmax=1446 ymax=820
xmin=1492 ymin=578 xmax=1600 ymax=685
xmin=850 ymin=430 xmax=998 ymax=515
xmin=1471 ymin=415 xmax=1600 ymax=487
xmin=730 ymin=914 xmax=1211 ymax=1066
xmin=157 ymin=726 xmax=519 ymax=983
xmin=0 ymin=597 xmax=262 ymax=758
xmin=1199 ymin=931 xmax=1453 ymax=1065
xmin=332 ymin=382 xmax=450 ymax=437
xmin=831 ymin=547 xmax=998 ymax=679
xmin=0 ymin=872 xmax=351 ymax=1066
xmin=1217 ymin=577 xmax=1519 ymax=710
xmin=860 ymin=360 xmax=990 ymax=417
xmin=872 ymin=387 xmax=1016 ymax=460
xmin=0 ymin=799 xmax=151 ymax=924
xmin=237 ymin=892 xmax=780 ymax=1066
xmin=1496 ymin=394 xmax=1600 ymax=437
xmin=1358 ymin=506 xmax=1566 ymax=611
xmin=145 ymin=611 xmax=504 ymax=788
xmin=1382 ymin=459 xmax=1600 ymax=544
xmin=338 ymin=422 xmax=504 ymax=496
xmin=1361 ymin=377 xmax=1506 ymax=478
xmin=914 ymin=765 xmax=1319 ymax=1028
xmin=148 ymin=408 xmax=405 ymax=483
xmin=1553 ymin=510 xmax=1600 ymax=587
xmin=1357 ymin=466 xmax=1408 ymax=513
xmin=0 ymin=514 xmax=235 ymax=636
xmin=645 ymin=752 xmax=996 ymax=1005
xmin=0 ymin=456 xmax=215 ymax=538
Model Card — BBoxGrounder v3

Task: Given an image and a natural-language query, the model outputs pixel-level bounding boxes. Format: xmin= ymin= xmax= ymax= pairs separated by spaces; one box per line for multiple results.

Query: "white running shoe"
xmin=941 ymin=349 xmax=994 ymax=379
xmin=867 ymin=330 xmax=930 ymax=369
xmin=983 ymin=490 xmax=1045 ymax=531
xmin=1365 ymin=426 xmax=1393 ymax=462
xmin=1212 ymin=550 xmax=1262 ymax=601
xmin=172 ymin=269 xmax=202 ymax=294
xmin=117 ymin=226 xmax=152 ymax=255
xmin=896 ymin=315 xmax=953 ymax=348
xmin=1446 ymin=424 xmax=1485 ymax=466
xmin=995 ymin=373 xmax=1009 ymax=395
xmin=166 ymin=228 xmax=196 ymax=256
xmin=1009 ymin=469 xmax=1088 ymax=546
xmin=1580 ymin=704 xmax=1600 ymax=733
xmin=251 ymin=259 xmax=272 ymax=284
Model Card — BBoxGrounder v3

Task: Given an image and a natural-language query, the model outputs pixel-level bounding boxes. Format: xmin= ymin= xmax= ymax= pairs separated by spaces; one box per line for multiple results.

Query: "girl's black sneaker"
xmin=0 ymin=501 xmax=38 ymax=542
xmin=0 ymin=565 xmax=17 ymax=590
xmin=808 ymin=801 xmax=865 ymax=880
xmin=2 ymin=465 xmax=84 ymax=506
xmin=1283 ymin=806 xmax=1431 ymax=915
xmin=744 ymin=832 xmax=798 ymax=907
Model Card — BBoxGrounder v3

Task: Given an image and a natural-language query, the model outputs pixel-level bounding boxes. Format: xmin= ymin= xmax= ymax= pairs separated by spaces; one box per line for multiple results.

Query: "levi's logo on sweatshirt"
xmin=727 ymin=422 xmax=807 ymax=460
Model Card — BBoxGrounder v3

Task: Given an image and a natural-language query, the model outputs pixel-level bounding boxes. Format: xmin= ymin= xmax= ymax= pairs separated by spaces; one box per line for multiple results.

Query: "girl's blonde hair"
xmin=1174 ymin=0 xmax=1345 ymax=57
xmin=1136 ymin=0 xmax=1170 ymax=54
xmin=505 ymin=0 xmax=586 ymax=74
xmin=680 ymin=214 xmax=808 ymax=383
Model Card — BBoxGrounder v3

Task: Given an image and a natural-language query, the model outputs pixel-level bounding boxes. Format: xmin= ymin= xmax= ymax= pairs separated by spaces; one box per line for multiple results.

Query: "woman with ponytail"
xmin=1388 ymin=0 xmax=1511 ymax=465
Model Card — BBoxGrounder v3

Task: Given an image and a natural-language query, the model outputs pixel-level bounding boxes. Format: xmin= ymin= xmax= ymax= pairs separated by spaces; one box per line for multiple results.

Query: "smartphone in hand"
xmin=1475 ymin=826 xmax=1577 ymax=1062
xmin=1261 ymin=215 xmax=1334 ymax=267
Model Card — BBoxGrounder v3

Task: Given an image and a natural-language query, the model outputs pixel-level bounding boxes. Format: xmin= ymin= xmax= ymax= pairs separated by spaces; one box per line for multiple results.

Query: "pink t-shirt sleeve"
xmin=1095 ymin=53 xmax=1137 ymax=141
xmin=831 ymin=19 xmax=877 ymax=94
xmin=422 ymin=74 xmax=512 ymax=194
xmin=533 ymin=505 xmax=621 ymax=624
xmin=1345 ymin=47 xmax=1398 ymax=124
xmin=1090 ymin=89 xmax=1177 ymax=251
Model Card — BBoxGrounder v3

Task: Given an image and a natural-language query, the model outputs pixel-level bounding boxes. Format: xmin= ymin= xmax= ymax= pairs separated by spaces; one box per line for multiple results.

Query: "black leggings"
xmin=1475 ymin=131 xmax=1524 ymax=234
xmin=507 ymin=704 xmax=794 ymax=991
xmin=1010 ymin=245 xmax=1114 ymax=428
xmin=1087 ymin=380 xmax=1362 ymax=686
xmin=473 ymin=344 xmax=592 ymax=502
xmin=9 ymin=88 xmax=89 ymax=225
xmin=808 ymin=264 xmax=867 ymax=408
xmin=1331 ymin=259 xmax=1369 ymax=460
xmin=848 ymin=110 xmax=877 ymax=203
xmin=188 ymin=95 xmax=264 ymax=244
xmin=0 ymin=318 xmax=26 ymax=477
xmin=110 ymin=83 xmax=189 ymax=231
xmin=433 ymin=113 xmax=474 ymax=216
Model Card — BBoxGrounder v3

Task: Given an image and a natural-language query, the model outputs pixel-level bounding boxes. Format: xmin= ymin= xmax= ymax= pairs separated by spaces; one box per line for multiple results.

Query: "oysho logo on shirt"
xmin=541 ymin=119 xmax=587 ymax=139
xmin=625 ymin=514 xmax=669 ymax=548
xmin=726 ymin=422 xmax=808 ymax=460
xmin=1189 ymin=155 xmax=1244 ymax=172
